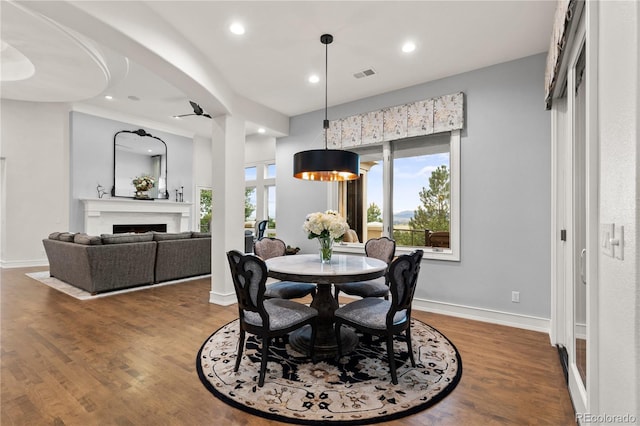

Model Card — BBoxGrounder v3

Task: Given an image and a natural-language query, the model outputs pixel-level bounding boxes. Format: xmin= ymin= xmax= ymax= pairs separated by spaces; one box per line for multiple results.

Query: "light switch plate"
xmin=601 ymin=223 xmax=614 ymax=257
xmin=614 ymin=225 xmax=624 ymax=260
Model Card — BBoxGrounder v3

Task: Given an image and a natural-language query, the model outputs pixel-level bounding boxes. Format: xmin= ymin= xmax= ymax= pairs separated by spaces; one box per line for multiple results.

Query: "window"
xmin=266 ymin=163 xmax=276 ymax=179
xmin=267 ymin=185 xmax=277 ymax=237
xmin=245 ymin=186 xmax=257 ymax=222
xmin=196 ymin=186 xmax=212 ymax=232
xmin=245 ymin=162 xmax=277 ymax=235
xmin=339 ymin=130 xmax=460 ymax=261
xmin=392 ymin=136 xmax=450 ymax=248
xmin=244 ymin=166 xmax=257 ymax=180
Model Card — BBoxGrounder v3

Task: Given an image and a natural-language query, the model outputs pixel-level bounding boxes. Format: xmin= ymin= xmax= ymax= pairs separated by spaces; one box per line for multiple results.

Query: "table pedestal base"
xmin=289 ymin=324 xmax=358 ymax=359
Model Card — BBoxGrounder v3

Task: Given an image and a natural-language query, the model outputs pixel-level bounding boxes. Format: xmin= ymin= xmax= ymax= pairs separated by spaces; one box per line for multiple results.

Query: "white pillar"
xmin=209 ymin=114 xmax=245 ymax=305
xmin=595 ymin=0 xmax=639 ymax=417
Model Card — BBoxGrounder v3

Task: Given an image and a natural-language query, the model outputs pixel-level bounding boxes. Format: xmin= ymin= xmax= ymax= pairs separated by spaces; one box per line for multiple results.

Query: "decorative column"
xmin=209 ymin=114 xmax=245 ymax=305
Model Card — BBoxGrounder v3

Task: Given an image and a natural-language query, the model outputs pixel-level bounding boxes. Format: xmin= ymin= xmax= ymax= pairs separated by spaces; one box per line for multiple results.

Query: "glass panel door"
xmin=573 ymin=47 xmax=587 ymax=388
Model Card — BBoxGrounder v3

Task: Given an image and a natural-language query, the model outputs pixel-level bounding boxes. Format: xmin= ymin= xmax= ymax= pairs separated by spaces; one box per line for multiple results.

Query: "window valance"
xmin=327 ymin=92 xmax=464 ymax=149
xmin=544 ymin=0 xmax=578 ymax=110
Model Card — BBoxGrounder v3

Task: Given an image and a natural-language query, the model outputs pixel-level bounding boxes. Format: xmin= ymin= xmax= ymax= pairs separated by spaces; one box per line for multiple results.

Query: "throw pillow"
xmin=48 ymin=232 xmax=62 ymax=240
xmin=100 ymin=232 xmax=154 ymax=244
xmin=153 ymin=231 xmax=193 ymax=241
xmin=74 ymin=233 xmax=103 ymax=245
xmin=191 ymin=232 xmax=211 ymax=238
xmin=58 ymin=232 xmax=76 ymax=242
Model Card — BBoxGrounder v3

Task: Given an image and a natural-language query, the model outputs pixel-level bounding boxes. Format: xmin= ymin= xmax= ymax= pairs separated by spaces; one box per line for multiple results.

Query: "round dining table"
xmin=265 ymin=253 xmax=387 ymax=358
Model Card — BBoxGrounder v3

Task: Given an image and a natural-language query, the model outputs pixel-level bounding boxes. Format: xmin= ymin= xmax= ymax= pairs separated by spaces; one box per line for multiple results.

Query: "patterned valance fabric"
xmin=544 ymin=0 xmax=577 ymax=110
xmin=327 ymin=92 xmax=464 ymax=149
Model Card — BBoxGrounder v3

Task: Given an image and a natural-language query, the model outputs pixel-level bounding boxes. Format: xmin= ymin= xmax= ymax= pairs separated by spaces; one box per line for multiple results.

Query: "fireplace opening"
xmin=113 ymin=224 xmax=167 ymax=234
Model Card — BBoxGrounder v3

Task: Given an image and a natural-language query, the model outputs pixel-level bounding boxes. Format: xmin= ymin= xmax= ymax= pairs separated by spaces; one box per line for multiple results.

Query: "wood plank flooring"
xmin=1 ymin=267 xmax=575 ymax=425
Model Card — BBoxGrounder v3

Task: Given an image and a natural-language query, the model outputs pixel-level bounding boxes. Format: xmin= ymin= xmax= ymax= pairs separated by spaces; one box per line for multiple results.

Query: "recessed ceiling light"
xmin=402 ymin=41 xmax=416 ymax=53
xmin=104 ymin=95 xmax=113 ymax=100
xmin=308 ymin=74 xmax=320 ymax=84
xmin=258 ymin=128 xmax=266 ymax=134
xmin=172 ymin=115 xmax=181 ymax=120
xmin=147 ymin=149 xmax=152 ymax=153
xmin=230 ymin=22 xmax=245 ymax=35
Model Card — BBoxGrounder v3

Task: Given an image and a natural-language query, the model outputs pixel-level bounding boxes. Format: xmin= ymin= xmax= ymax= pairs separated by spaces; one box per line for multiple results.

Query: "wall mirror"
xmin=112 ymin=129 xmax=168 ymax=199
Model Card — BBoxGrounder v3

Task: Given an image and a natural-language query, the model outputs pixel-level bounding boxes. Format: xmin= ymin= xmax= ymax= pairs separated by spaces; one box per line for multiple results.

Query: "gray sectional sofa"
xmin=43 ymin=231 xmax=211 ymax=295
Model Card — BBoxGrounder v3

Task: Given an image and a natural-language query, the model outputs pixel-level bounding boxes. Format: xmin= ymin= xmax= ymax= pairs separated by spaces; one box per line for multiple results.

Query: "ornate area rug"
xmin=196 ymin=318 xmax=462 ymax=425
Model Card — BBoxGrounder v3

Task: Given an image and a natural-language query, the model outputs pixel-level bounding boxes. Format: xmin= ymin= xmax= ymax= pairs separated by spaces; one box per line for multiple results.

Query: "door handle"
xmin=580 ymin=248 xmax=587 ymax=285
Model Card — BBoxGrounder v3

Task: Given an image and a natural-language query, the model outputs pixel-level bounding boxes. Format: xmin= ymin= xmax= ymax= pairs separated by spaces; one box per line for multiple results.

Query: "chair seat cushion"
xmin=338 ymin=277 xmax=389 ymax=298
xmin=244 ymin=299 xmax=317 ymax=331
xmin=335 ymin=298 xmax=407 ymax=330
xmin=264 ymin=281 xmax=316 ymax=299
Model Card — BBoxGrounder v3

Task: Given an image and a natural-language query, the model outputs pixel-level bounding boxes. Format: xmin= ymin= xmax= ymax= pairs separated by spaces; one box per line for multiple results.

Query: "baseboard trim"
xmin=211 ymin=290 xmax=551 ymax=336
xmin=209 ymin=291 xmax=236 ymax=306
xmin=411 ymin=297 xmax=551 ymax=335
xmin=0 ymin=259 xmax=48 ymax=269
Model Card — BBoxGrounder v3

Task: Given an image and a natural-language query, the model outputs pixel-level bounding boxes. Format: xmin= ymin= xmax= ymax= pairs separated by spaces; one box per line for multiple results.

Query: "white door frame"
xmin=550 ymin=1 xmax=599 ymax=419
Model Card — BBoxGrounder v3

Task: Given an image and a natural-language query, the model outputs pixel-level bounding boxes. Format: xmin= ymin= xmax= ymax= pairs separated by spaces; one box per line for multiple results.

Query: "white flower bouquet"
xmin=303 ymin=210 xmax=349 ymax=242
xmin=132 ymin=174 xmax=155 ymax=192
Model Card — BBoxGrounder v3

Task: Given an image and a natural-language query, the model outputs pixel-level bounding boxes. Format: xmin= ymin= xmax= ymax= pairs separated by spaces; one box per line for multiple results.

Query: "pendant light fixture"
xmin=293 ymin=34 xmax=360 ymax=181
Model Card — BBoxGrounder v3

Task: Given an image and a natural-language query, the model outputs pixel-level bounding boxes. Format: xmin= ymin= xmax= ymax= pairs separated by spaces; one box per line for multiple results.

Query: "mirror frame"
xmin=111 ymin=128 xmax=169 ymax=199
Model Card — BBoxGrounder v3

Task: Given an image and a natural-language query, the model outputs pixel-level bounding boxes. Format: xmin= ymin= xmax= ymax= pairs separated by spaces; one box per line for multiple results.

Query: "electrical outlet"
xmin=511 ymin=291 xmax=520 ymax=303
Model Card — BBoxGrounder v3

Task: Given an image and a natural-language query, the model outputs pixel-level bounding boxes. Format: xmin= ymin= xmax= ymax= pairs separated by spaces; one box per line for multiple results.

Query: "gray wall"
xmin=0 ymin=100 xmax=70 ymax=266
xmin=69 ymin=112 xmax=193 ymax=232
xmin=276 ymin=53 xmax=551 ymax=318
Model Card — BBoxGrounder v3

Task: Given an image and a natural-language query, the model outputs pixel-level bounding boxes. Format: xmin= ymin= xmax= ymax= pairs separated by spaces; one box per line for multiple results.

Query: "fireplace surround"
xmin=81 ymin=198 xmax=191 ymax=235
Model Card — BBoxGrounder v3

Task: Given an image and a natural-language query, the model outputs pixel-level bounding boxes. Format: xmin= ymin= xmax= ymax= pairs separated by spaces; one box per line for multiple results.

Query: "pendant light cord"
xmin=321 ymin=34 xmax=333 ymax=150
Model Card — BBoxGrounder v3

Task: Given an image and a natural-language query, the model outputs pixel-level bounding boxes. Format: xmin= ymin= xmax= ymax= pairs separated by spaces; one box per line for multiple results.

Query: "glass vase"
xmin=134 ymin=189 xmax=149 ymax=199
xmin=318 ymin=236 xmax=333 ymax=264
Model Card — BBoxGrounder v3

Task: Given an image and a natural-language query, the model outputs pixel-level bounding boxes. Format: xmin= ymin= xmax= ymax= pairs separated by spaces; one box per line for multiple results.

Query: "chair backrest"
xmin=386 ymin=250 xmax=424 ymax=324
xmin=226 ymin=250 xmax=268 ymax=320
xmin=256 ymin=220 xmax=268 ymax=240
xmin=253 ymin=237 xmax=286 ymax=260
xmin=365 ymin=237 xmax=396 ymax=264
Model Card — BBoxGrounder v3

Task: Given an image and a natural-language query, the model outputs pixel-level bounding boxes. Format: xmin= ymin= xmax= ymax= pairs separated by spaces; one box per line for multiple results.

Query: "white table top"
xmin=266 ymin=254 xmax=387 ymax=283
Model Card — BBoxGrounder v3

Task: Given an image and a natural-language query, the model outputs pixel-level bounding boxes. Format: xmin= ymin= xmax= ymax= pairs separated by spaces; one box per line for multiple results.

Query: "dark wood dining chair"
xmin=226 ymin=250 xmax=318 ymax=387
xmin=334 ymin=236 xmax=396 ymax=303
xmin=254 ymin=237 xmax=317 ymax=300
xmin=255 ymin=220 xmax=268 ymax=240
xmin=334 ymin=249 xmax=423 ymax=384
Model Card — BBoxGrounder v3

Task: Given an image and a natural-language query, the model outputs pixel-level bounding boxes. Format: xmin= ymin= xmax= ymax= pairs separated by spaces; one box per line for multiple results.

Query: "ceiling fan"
xmin=174 ymin=101 xmax=211 ymax=119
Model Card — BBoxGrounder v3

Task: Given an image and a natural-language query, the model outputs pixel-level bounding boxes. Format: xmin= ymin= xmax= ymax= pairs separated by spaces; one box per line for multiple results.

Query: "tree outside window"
xmin=410 ymin=165 xmax=450 ymax=231
xmin=199 ymin=188 xmax=212 ymax=232
xmin=393 ymin=165 xmax=450 ymax=247
xmin=245 ymin=187 xmax=256 ymax=221
xmin=367 ymin=202 xmax=382 ymax=222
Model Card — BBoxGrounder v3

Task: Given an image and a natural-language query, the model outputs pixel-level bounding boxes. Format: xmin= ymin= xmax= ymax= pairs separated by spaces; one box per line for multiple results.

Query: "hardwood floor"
xmin=1 ymin=267 xmax=575 ymax=425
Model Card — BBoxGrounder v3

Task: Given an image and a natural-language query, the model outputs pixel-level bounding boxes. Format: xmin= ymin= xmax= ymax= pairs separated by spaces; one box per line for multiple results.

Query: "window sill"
xmin=334 ymin=243 xmax=460 ymax=262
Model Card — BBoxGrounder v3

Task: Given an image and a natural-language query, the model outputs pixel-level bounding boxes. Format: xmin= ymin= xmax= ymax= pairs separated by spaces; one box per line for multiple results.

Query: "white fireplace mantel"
xmin=81 ymin=198 xmax=192 ymax=235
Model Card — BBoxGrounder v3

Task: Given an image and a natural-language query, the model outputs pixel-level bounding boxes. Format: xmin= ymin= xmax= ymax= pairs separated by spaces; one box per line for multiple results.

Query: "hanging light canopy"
xmin=293 ymin=34 xmax=360 ymax=181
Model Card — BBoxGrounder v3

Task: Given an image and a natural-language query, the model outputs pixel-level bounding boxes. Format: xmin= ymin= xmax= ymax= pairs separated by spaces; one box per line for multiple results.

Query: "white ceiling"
xmin=1 ymin=1 xmax=556 ymax=138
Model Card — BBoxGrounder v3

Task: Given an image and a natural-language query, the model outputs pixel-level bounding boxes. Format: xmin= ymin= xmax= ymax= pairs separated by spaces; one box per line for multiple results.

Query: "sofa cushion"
xmin=74 ymin=233 xmax=103 ymax=245
xmin=153 ymin=231 xmax=193 ymax=241
xmin=101 ymin=232 xmax=154 ymax=244
xmin=58 ymin=232 xmax=76 ymax=242
xmin=48 ymin=232 xmax=62 ymax=240
xmin=191 ymin=232 xmax=211 ymax=238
